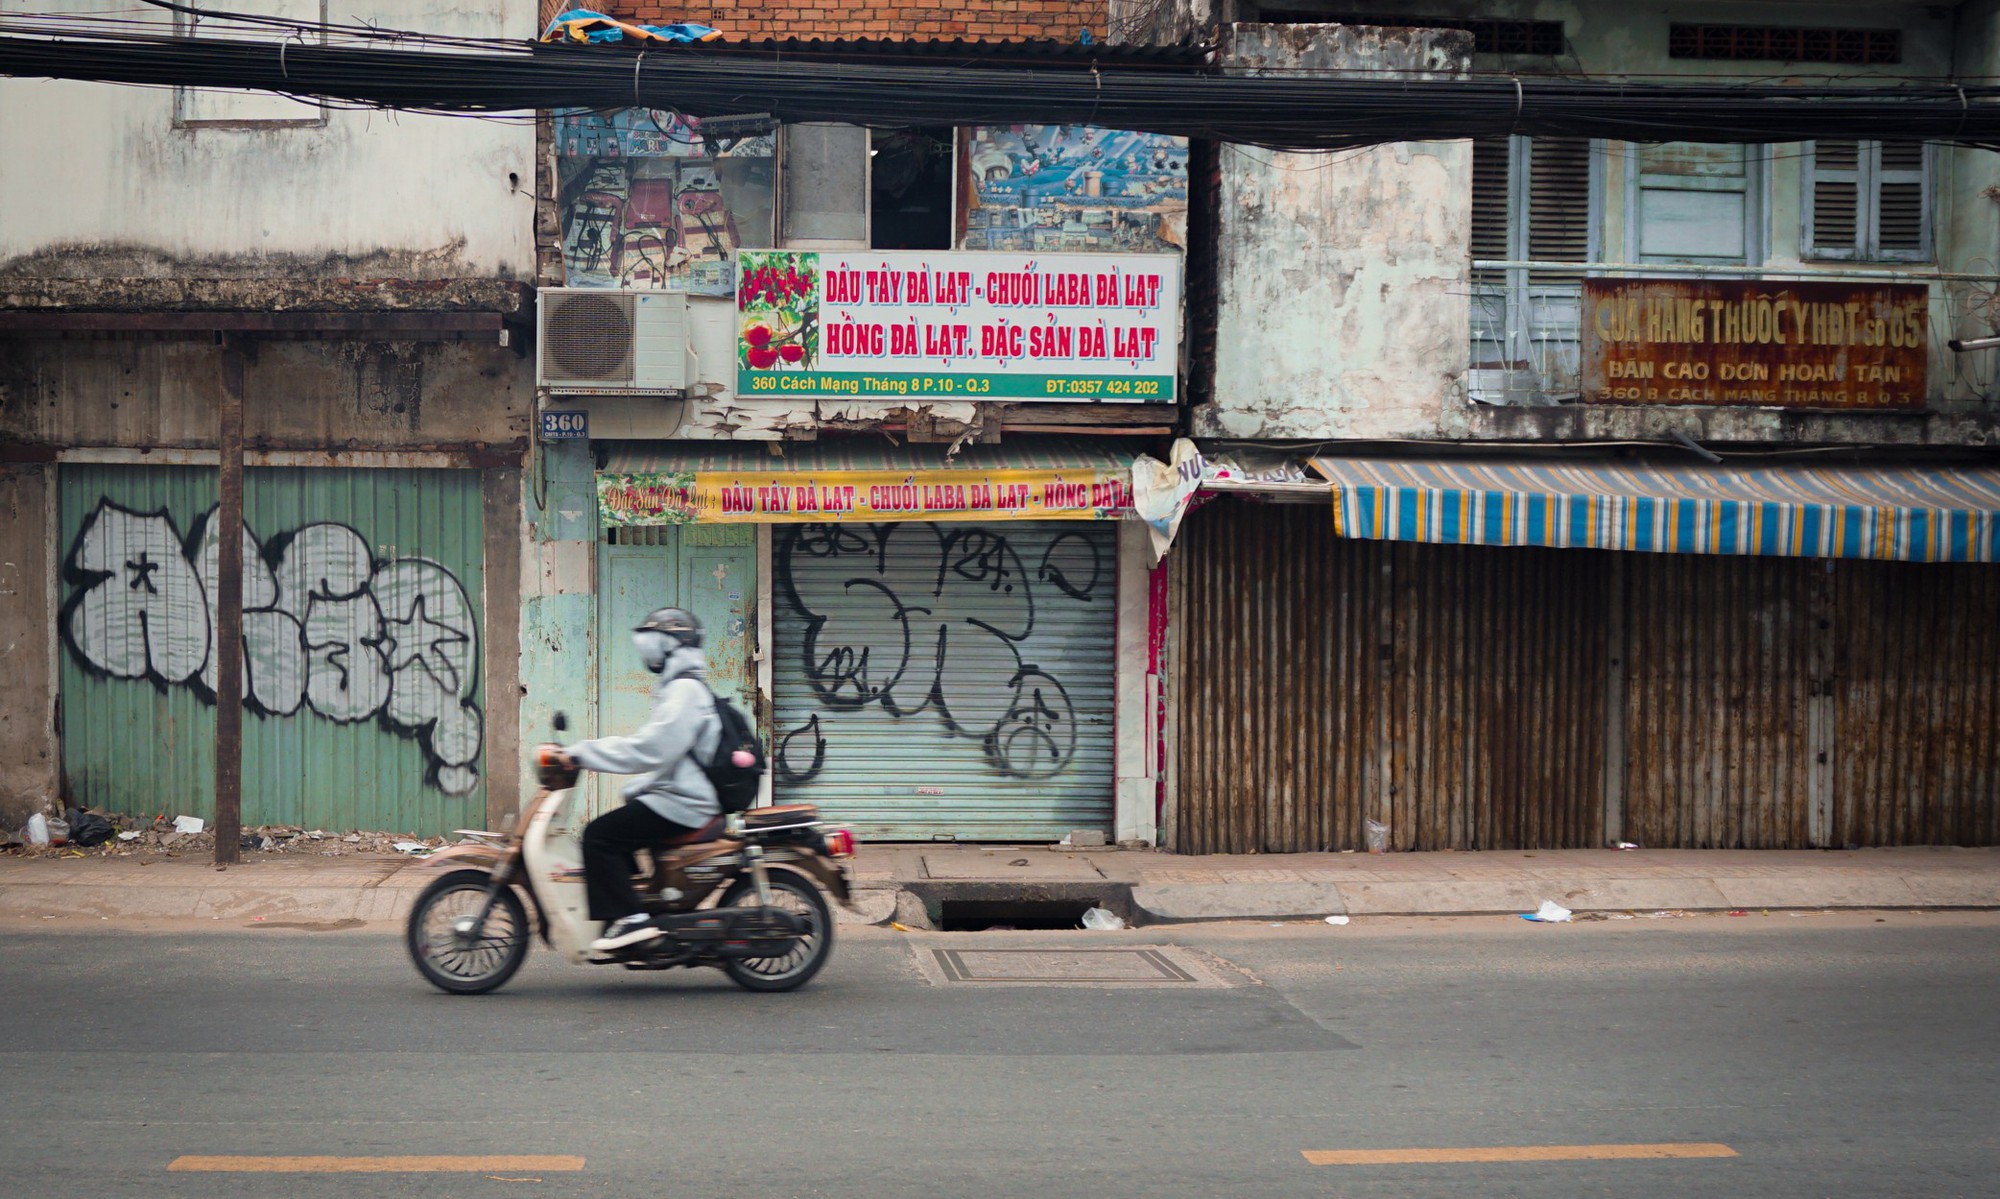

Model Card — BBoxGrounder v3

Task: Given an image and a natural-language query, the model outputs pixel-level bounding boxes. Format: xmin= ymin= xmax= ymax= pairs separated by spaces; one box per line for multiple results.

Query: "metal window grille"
xmin=1668 ymin=24 xmax=1901 ymax=64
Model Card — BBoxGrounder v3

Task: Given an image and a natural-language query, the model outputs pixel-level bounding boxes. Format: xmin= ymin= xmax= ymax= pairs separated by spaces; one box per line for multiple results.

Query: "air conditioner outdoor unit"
xmin=537 ymin=288 xmax=690 ymax=395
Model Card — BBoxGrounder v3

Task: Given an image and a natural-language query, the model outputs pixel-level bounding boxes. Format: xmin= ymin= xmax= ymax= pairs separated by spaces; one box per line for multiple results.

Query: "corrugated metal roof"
xmin=605 ymin=436 xmax=1147 ymax=476
xmin=1311 ymin=455 xmax=2000 ymax=563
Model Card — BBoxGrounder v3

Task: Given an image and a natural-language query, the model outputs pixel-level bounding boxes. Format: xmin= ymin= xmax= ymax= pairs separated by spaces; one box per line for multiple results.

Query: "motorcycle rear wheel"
xmin=717 ymin=872 xmax=834 ymax=992
xmin=406 ymin=869 xmax=530 ymax=995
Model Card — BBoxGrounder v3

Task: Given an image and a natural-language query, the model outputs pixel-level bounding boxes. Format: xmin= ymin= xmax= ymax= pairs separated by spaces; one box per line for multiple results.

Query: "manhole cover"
xmin=917 ymin=947 xmax=1224 ymax=987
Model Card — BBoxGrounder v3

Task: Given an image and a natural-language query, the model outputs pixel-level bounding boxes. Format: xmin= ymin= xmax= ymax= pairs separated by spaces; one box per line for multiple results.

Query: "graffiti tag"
xmin=61 ymin=501 xmax=483 ymax=795
xmin=774 ymin=523 xmax=1101 ymax=783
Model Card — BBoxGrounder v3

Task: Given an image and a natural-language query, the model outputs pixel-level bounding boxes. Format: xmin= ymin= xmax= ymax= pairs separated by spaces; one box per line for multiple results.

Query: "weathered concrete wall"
xmin=1173 ymin=5 xmax=2000 ymax=444
xmin=1941 ymin=0 xmax=2000 ymax=408
xmin=482 ymin=467 xmax=524 ymax=830
xmin=518 ymin=440 xmax=597 ymax=813
xmin=1196 ymin=24 xmax=1472 ymax=441
xmin=0 ymin=2 xmax=535 ymax=282
xmin=0 ymin=466 xmax=57 ymax=831
xmin=0 ymin=340 xmax=531 ymax=451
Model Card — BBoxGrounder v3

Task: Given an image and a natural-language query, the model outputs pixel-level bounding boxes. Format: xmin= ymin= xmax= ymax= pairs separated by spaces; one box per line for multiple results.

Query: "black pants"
xmin=582 ymin=802 xmax=697 ymax=923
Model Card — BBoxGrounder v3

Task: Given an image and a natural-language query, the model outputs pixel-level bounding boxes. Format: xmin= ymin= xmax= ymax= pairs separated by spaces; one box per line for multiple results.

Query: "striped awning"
xmin=1310 ymin=456 xmax=2000 ymax=563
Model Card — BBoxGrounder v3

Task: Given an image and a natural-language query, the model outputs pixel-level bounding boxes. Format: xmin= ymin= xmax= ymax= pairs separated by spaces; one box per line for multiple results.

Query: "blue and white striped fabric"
xmin=1310 ymin=456 xmax=2000 ymax=563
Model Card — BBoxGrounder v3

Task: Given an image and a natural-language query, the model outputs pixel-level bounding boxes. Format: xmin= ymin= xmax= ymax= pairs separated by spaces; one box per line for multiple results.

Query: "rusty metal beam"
xmin=0 ymin=440 xmax=529 ymax=468
xmin=213 ymin=345 xmax=246 ymax=866
xmin=0 ymin=311 xmax=508 ymax=336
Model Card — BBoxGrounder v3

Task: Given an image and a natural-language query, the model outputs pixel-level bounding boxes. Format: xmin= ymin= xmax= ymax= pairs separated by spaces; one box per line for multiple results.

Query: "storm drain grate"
xmin=931 ymin=948 xmax=1199 ymax=984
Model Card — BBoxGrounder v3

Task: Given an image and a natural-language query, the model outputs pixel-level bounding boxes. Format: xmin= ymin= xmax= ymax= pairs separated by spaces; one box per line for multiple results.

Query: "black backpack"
xmin=701 ymin=683 xmax=767 ymax=813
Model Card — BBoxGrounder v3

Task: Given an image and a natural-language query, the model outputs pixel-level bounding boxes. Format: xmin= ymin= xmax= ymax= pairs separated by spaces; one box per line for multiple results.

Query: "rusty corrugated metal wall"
xmin=1170 ymin=501 xmax=1386 ymax=854
xmin=1833 ymin=561 xmax=2000 ymax=846
xmin=1171 ymin=501 xmax=1603 ymax=853
xmin=1389 ymin=543 xmax=1607 ymax=850
xmin=1169 ymin=499 xmax=2000 ymax=853
xmin=1622 ymin=555 xmax=1817 ymax=848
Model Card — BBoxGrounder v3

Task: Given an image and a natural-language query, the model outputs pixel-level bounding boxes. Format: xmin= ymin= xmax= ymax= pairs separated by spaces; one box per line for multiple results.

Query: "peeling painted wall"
xmin=0 ymin=466 xmax=57 ymax=830
xmin=519 ymin=439 xmax=598 ymax=814
xmin=1142 ymin=5 xmax=2000 ymax=445
xmin=1197 ymin=24 xmax=1473 ymax=440
xmin=0 ymin=1 xmax=535 ymax=282
xmin=0 ymin=340 xmax=532 ymax=451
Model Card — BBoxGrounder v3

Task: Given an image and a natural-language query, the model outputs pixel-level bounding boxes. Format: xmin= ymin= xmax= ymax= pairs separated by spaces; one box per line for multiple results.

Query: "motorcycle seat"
xmin=656 ymin=815 xmax=725 ymax=848
xmin=742 ymin=804 xmax=819 ymax=829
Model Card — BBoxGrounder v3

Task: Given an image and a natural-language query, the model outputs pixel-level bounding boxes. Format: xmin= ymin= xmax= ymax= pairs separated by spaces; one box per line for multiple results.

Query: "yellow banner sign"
xmin=598 ymin=468 xmax=1134 ymax=525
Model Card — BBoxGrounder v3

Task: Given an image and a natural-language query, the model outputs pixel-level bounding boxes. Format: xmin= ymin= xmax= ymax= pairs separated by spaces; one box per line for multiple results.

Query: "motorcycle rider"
xmin=556 ymin=607 xmax=721 ymax=955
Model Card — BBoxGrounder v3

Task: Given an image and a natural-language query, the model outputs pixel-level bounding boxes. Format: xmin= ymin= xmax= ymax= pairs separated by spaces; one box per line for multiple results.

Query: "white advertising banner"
xmin=735 ymin=249 xmax=1182 ymax=402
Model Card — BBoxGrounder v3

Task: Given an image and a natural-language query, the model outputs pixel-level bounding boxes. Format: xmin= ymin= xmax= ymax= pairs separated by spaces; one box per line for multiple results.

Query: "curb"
xmin=5 ymin=871 xmax=1998 ymax=926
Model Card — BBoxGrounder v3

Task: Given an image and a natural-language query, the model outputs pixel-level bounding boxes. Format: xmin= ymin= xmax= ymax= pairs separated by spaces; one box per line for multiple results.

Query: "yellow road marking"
xmin=167 ymin=1155 xmax=585 ymax=1174
xmin=1303 ymin=1143 xmax=1738 ymax=1166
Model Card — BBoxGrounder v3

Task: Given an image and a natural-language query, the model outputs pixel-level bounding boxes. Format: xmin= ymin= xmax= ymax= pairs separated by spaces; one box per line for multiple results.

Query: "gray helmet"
xmin=634 ymin=606 xmax=703 ymax=648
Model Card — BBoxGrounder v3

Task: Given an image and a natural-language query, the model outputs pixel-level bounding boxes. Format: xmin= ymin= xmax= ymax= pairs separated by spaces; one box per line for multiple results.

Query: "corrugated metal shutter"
xmin=59 ymin=465 xmax=220 ymax=819
xmin=59 ymin=465 xmax=485 ymax=834
xmin=1389 ymin=541 xmax=1608 ymax=851
xmin=1832 ymin=560 xmax=2000 ymax=845
xmin=1171 ymin=503 xmax=1386 ymax=855
xmin=1623 ymin=554 xmax=1814 ymax=848
xmin=772 ymin=521 xmax=1115 ymax=840
xmin=1169 ymin=500 xmax=1606 ymax=854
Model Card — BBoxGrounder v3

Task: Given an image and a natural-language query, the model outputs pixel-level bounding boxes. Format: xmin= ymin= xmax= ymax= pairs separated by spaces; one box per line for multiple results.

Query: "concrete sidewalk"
xmin=3 ymin=841 xmax=1996 ymax=927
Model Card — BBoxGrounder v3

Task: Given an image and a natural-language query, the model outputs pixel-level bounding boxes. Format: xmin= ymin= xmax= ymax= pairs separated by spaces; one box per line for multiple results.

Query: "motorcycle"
xmin=404 ymin=714 xmax=856 ymax=995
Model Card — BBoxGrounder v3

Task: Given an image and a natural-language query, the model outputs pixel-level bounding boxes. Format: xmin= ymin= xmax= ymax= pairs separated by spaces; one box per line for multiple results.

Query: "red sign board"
xmin=1581 ymin=279 xmax=1927 ymax=410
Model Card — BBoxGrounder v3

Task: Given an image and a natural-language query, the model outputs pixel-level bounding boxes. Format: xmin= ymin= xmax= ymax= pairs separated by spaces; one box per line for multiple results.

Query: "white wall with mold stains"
xmin=0 ymin=1 xmax=536 ymax=281
xmin=1155 ymin=5 xmax=2000 ymax=443
xmin=1196 ymin=24 xmax=1473 ymax=441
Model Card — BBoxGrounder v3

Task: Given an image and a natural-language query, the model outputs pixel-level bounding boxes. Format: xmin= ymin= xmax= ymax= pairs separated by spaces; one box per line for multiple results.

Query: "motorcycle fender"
xmin=778 ymin=857 xmax=852 ymax=907
xmin=417 ymin=843 xmax=507 ymax=872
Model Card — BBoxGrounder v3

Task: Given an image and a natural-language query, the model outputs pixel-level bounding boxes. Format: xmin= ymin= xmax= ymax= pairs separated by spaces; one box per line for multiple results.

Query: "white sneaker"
xmin=590 ymin=914 xmax=662 ymax=953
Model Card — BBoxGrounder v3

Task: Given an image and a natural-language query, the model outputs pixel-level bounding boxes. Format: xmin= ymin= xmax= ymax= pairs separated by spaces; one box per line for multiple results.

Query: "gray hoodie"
xmin=564 ymin=643 xmax=721 ymax=827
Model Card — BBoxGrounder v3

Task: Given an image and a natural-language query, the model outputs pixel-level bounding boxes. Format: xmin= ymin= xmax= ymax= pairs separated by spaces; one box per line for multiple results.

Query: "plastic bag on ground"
xmin=1079 ymin=907 xmax=1127 ymax=930
xmin=1363 ymin=819 xmax=1388 ymax=854
xmin=1522 ymin=900 xmax=1574 ymax=923
xmin=1325 ymin=915 xmax=1351 ymax=926
xmin=24 ymin=813 xmax=49 ymax=846
xmin=65 ymin=808 xmax=115 ymax=848
xmin=172 ymin=815 xmax=205 ymax=835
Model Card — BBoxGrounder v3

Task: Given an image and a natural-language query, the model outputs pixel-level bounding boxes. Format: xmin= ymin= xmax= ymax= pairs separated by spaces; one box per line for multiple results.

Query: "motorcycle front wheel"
xmin=717 ymin=872 xmax=834 ymax=993
xmin=406 ymin=869 xmax=530 ymax=995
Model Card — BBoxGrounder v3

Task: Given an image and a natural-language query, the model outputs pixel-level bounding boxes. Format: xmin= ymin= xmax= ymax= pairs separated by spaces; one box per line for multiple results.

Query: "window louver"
xmin=1527 ymin=138 xmax=1590 ymax=283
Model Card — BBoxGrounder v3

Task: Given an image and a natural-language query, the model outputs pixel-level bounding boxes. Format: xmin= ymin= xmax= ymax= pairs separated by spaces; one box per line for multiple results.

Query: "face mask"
xmin=632 ymin=629 xmax=679 ymax=673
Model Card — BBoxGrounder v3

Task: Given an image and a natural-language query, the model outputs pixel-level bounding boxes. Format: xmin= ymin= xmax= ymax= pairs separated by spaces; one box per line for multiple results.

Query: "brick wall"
xmin=612 ymin=1 xmax=1104 ymax=41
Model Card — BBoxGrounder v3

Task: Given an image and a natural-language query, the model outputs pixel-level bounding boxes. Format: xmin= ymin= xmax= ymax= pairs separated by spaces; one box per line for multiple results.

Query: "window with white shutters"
xmin=1469 ymin=136 xmax=1593 ymax=397
xmin=1804 ymin=140 xmax=1930 ymax=262
xmin=1627 ymin=142 xmax=1765 ymax=265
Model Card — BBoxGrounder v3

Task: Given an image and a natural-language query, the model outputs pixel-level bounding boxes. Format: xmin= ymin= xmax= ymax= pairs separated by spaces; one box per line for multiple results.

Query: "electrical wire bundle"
xmin=3 ymin=22 xmax=1999 ymax=151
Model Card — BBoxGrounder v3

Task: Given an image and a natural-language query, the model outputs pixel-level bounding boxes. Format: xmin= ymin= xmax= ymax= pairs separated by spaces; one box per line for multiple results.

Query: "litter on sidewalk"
xmin=1080 ymin=907 xmax=1127 ymax=930
xmin=1522 ymin=900 xmax=1574 ymax=923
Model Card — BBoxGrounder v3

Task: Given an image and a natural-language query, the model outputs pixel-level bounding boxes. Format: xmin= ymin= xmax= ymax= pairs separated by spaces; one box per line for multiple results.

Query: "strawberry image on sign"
xmin=738 ymin=250 xmax=820 ymax=372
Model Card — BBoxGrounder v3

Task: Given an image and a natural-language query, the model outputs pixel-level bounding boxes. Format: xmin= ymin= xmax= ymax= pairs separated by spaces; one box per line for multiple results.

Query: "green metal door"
xmin=593 ymin=525 xmax=756 ymax=816
xmin=59 ymin=464 xmax=486 ymax=834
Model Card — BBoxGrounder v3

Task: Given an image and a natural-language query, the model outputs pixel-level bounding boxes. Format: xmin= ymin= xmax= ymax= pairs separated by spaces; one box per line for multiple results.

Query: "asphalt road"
xmin=2 ymin=912 xmax=1996 ymax=1198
